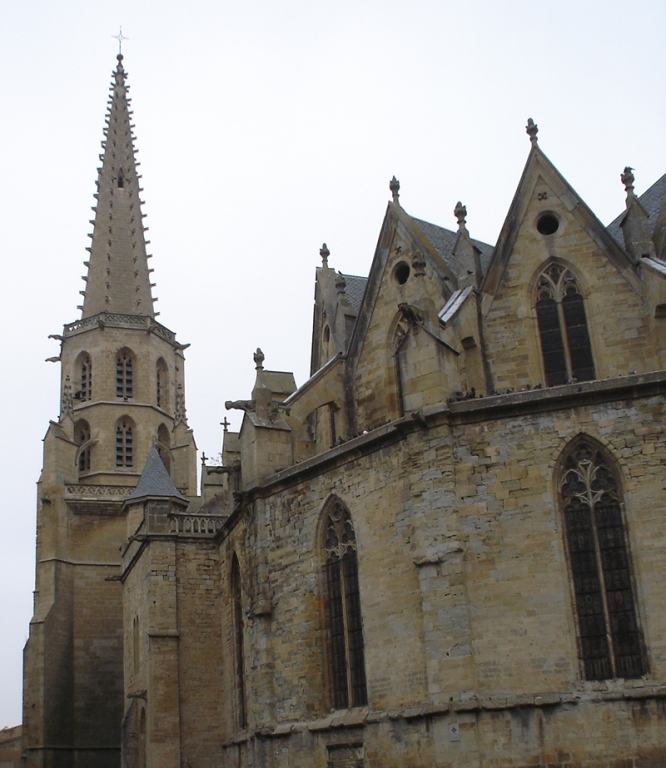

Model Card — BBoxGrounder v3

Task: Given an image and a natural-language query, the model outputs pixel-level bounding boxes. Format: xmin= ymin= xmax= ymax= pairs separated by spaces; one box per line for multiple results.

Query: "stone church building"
xmin=19 ymin=54 xmax=666 ymax=767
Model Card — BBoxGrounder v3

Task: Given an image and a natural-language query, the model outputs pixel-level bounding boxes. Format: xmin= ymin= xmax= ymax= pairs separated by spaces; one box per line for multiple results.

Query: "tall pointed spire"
xmin=81 ymin=54 xmax=155 ymax=318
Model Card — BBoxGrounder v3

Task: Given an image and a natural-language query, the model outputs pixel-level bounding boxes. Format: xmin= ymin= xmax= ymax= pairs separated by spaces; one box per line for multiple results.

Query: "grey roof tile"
xmin=342 ymin=274 xmax=367 ymax=313
xmin=411 ymin=217 xmax=494 ymax=275
xmin=127 ymin=446 xmax=187 ymax=501
xmin=607 ymin=172 xmax=666 ymax=244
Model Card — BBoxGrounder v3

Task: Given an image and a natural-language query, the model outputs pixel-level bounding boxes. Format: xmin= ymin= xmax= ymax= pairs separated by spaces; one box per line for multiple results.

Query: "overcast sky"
xmin=0 ymin=0 xmax=664 ymax=728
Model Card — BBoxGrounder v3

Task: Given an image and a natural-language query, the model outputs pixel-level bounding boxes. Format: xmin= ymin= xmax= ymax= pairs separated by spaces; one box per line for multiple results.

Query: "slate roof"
xmin=342 ymin=274 xmax=368 ymax=313
xmin=606 ymin=172 xmax=666 ymax=244
xmin=127 ymin=446 xmax=187 ymax=501
xmin=412 ymin=217 xmax=495 ymax=275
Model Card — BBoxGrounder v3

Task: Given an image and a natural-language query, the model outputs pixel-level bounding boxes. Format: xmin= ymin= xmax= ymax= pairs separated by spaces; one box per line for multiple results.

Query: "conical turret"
xmin=81 ymin=54 xmax=155 ymax=318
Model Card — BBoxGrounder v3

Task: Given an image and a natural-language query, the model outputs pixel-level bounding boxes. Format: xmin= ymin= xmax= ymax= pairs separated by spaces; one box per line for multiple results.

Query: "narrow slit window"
xmin=230 ymin=556 xmax=247 ymax=729
xmin=323 ymin=499 xmax=367 ymax=709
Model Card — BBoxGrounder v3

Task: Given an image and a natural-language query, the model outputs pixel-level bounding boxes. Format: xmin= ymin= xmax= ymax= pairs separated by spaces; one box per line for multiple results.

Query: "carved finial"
xmin=335 ymin=272 xmax=347 ymax=295
xmin=254 ymin=348 xmax=265 ymax=370
xmin=320 ymin=243 xmax=330 ymax=268
xmin=526 ymin=118 xmax=538 ymax=146
xmin=454 ymin=201 xmax=467 ymax=229
xmin=621 ymin=166 xmax=635 ymax=203
xmin=390 ymin=176 xmax=400 ymax=205
xmin=412 ymin=251 xmax=426 ymax=277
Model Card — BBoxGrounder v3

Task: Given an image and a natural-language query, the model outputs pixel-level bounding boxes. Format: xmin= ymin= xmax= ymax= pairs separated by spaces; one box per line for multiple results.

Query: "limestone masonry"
xmin=17 ymin=55 xmax=666 ymax=767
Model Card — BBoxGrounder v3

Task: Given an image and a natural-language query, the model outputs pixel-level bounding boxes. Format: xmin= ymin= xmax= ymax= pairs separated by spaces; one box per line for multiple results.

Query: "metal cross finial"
xmin=221 ymin=417 xmax=230 ymax=433
xmin=113 ymin=27 xmax=128 ymax=55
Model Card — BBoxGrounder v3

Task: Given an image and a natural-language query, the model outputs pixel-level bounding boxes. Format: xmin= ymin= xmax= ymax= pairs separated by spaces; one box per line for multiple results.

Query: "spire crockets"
xmin=81 ymin=54 xmax=156 ymax=318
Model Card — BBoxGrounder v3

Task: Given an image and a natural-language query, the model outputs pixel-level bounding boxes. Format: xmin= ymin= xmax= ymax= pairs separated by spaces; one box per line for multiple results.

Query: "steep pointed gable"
xmin=82 ymin=54 xmax=156 ymax=318
xmin=483 ymin=127 xmax=640 ymax=300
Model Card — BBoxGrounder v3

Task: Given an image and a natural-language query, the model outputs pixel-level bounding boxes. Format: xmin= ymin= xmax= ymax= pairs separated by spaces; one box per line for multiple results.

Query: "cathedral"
xmin=17 ymin=53 xmax=666 ymax=767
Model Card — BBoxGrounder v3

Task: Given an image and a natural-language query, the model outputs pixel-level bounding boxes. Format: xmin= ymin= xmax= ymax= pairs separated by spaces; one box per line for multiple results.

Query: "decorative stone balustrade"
xmin=168 ymin=514 xmax=226 ymax=536
xmin=63 ymin=312 xmax=176 ymax=344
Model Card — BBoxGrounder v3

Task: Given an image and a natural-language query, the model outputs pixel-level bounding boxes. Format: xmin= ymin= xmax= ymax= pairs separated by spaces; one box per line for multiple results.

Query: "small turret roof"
xmin=127 ymin=446 xmax=187 ymax=502
xmin=81 ymin=54 xmax=156 ymax=318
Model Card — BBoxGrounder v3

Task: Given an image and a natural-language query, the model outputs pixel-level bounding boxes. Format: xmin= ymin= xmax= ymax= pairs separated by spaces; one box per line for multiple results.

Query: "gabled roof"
xmin=606 ymin=172 xmax=666 ymax=244
xmin=482 ymin=142 xmax=639 ymax=297
xmin=127 ymin=446 xmax=187 ymax=502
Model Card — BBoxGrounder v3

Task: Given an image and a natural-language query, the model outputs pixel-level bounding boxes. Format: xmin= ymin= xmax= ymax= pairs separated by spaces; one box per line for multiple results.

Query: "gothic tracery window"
xmin=323 ymin=499 xmax=367 ymax=709
xmin=116 ymin=418 xmax=134 ymax=467
xmin=559 ymin=439 xmax=646 ymax=680
xmin=116 ymin=349 xmax=134 ymax=399
xmin=535 ymin=264 xmax=595 ymax=386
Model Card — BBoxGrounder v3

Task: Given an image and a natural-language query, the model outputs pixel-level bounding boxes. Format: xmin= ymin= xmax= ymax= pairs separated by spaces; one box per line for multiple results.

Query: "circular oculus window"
xmin=536 ymin=213 xmax=560 ymax=235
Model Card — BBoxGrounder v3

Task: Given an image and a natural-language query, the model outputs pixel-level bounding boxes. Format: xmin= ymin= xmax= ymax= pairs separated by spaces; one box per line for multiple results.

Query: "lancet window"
xmin=116 ymin=349 xmax=134 ymax=399
xmin=115 ymin=418 xmax=134 ymax=467
xmin=156 ymin=358 xmax=168 ymax=409
xmin=230 ymin=555 xmax=247 ymax=729
xmin=74 ymin=419 xmax=91 ymax=473
xmin=78 ymin=353 xmax=92 ymax=402
xmin=322 ymin=498 xmax=367 ymax=709
xmin=559 ymin=439 xmax=646 ymax=680
xmin=535 ymin=264 xmax=594 ymax=386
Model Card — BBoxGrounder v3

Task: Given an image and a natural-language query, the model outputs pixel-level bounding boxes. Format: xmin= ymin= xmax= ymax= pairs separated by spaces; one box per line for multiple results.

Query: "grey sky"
xmin=0 ymin=0 xmax=664 ymax=727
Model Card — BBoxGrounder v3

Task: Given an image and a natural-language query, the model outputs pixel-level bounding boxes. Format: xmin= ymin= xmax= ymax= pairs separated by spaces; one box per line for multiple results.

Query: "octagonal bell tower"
xmin=22 ymin=54 xmax=197 ymax=768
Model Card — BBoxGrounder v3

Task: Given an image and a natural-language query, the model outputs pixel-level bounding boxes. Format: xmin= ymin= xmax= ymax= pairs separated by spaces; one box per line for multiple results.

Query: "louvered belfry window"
xmin=80 ymin=354 xmax=92 ymax=401
xmin=116 ymin=350 xmax=134 ymax=399
xmin=115 ymin=419 xmax=133 ymax=467
xmin=536 ymin=265 xmax=595 ymax=386
xmin=560 ymin=440 xmax=646 ymax=680
xmin=323 ymin=499 xmax=367 ymax=709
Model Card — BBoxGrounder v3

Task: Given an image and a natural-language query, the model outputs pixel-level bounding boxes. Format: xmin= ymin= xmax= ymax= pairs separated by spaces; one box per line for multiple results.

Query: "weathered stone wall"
xmin=215 ymin=381 xmax=666 ymax=767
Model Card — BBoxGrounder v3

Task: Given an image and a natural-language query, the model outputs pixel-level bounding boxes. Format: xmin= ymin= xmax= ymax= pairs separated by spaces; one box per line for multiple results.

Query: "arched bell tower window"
xmin=116 ymin=349 xmax=134 ymax=399
xmin=559 ymin=438 xmax=646 ymax=680
xmin=157 ymin=424 xmax=171 ymax=474
xmin=322 ymin=498 xmax=367 ymax=709
xmin=156 ymin=358 xmax=168 ymax=409
xmin=230 ymin=555 xmax=247 ymax=730
xmin=115 ymin=417 xmax=134 ymax=468
xmin=535 ymin=264 xmax=595 ymax=386
xmin=77 ymin=353 xmax=92 ymax=402
xmin=74 ymin=419 xmax=91 ymax=473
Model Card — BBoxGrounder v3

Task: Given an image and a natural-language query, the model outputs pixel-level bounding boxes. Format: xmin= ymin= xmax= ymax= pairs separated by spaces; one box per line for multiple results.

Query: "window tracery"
xmin=323 ymin=499 xmax=367 ymax=709
xmin=535 ymin=264 xmax=594 ymax=386
xmin=559 ymin=439 xmax=646 ymax=680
